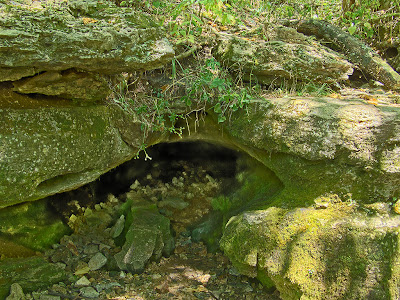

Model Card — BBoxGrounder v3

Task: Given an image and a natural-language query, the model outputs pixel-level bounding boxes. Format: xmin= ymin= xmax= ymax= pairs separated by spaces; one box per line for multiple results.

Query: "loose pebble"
xmin=74 ymin=276 xmax=91 ymax=287
xmin=79 ymin=287 xmax=99 ymax=298
xmin=88 ymin=253 xmax=107 ymax=271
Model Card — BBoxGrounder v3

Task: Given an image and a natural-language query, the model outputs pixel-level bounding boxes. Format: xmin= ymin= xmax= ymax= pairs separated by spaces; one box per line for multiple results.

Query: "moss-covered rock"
xmin=0 ymin=198 xmax=71 ymax=254
xmin=114 ymin=196 xmax=174 ymax=273
xmin=220 ymin=196 xmax=400 ymax=300
xmin=0 ymin=102 xmax=136 ymax=208
xmin=219 ymin=97 xmax=400 ymax=205
xmin=212 ymin=27 xmax=353 ymax=85
xmin=12 ymin=70 xmax=110 ymax=102
xmin=0 ymin=256 xmax=67 ymax=299
xmin=0 ymin=0 xmax=174 ymax=81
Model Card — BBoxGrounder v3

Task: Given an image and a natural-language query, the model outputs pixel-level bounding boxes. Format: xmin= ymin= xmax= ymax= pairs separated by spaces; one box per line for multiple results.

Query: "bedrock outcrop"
xmin=220 ymin=195 xmax=400 ymax=300
xmin=0 ymin=94 xmax=137 ymax=208
xmin=213 ymin=26 xmax=353 ymax=85
xmin=0 ymin=0 xmax=174 ymax=100
xmin=179 ymin=96 xmax=400 ymax=206
xmin=1 ymin=93 xmax=400 ymax=208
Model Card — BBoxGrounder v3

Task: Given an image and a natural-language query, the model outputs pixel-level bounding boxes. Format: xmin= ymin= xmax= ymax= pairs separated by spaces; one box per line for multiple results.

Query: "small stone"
xmin=84 ymin=244 xmax=99 ymax=255
xmin=75 ymin=276 xmax=91 ymax=287
xmin=130 ymin=180 xmax=140 ymax=190
xmin=84 ymin=208 xmax=93 ymax=217
xmin=99 ymin=243 xmax=111 ymax=251
xmin=6 ymin=283 xmax=25 ymax=300
xmin=79 ymin=287 xmax=99 ymax=298
xmin=110 ymin=215 xmax=125 ymax=238
xmin=107 ymin=194 xmax=119 ymax=203
xmin=151 ymin=274 xmax=162 ymax=279
xmin=74 ymin=261 xmax=90 ymax=275
xmin=88 ymin=253 xmax=107 ymax=271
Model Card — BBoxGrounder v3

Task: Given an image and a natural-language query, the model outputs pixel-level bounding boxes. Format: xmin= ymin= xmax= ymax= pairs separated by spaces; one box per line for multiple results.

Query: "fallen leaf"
xmin=328 ymin=93 xmax=342 ymax=99
xmin=367 ymin=98 xmax=379 ymax=106
xmin=82 ymin=17 xmax=98 ymax=25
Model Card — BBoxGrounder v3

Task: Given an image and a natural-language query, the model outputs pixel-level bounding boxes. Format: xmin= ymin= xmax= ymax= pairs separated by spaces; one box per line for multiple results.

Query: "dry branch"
xmin=287 ymin=19 xmax=400 ymax=90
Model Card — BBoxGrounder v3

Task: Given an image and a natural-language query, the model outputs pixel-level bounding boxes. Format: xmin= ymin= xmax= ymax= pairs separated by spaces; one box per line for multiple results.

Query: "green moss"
xmin=0 ymin=256 xmax=67 ymax=299
xmin=221 ymin=196 xmax=400 ymax=300
xmin=0 ymin=199 xmax=71 ymax=253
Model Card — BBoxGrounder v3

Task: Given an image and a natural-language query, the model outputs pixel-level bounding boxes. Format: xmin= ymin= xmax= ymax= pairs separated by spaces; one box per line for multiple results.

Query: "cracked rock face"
xmin=0 ymin=0 xmax=174 ymax=80
xmin=0 ymin=103 xmax=136 ymax=208
xmin=212 ymin=27 xmax=353 ymax=85
xmin=0 ymin=0 xmax=174 ymax=101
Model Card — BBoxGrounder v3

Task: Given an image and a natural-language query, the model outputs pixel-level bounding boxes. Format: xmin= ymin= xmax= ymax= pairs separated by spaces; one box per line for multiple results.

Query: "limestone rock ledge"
xmin=220 ymin=96 xmax=400 ymax=205
xmin=220 ymin=196 xmax=400 ymax=300
xmin=0 ymin=102 xmax=136 ymax=208
xmin=0 ymin=0 xmax=174 ymax=100
xmin=213 ymin=26 xmax=353 ymax=85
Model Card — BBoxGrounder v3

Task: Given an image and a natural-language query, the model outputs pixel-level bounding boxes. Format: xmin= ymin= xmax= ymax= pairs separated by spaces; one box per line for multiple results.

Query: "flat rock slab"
xmin=0 ymin=0 xmax=174 ymax=81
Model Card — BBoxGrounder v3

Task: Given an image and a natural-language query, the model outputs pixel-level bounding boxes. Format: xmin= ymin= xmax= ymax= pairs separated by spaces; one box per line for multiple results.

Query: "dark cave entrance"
xmin=49 ymin=140 xmax=283 ymax=248
xmin=1 ymin=141 xmax=283 ymax=298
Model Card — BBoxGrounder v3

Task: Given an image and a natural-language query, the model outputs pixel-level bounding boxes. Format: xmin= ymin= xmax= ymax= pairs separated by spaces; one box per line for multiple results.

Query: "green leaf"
xmin=187 ymin=34 xmax=195 ymax=44
xmin=213 ymin=103 xmax=222 ymax=113
xmin=171 ymin=59 xmax=176 ymax=79
xmin=348 ymin=25 xmax=357 ymax=35
xmin=218 ymin=114 xmax=226 ymax=123
xmin=191 ymin=13 xmax=203 ymax=25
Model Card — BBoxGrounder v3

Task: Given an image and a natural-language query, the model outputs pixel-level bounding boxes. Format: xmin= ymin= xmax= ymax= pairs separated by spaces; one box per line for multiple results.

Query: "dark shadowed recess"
xmin=48 ymin=141 xmax=240 ymax=216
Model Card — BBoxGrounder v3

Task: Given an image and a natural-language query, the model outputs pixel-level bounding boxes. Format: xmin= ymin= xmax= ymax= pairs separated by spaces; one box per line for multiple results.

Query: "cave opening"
xmin=49 ymin=140 xmax=283 ymax=245
xmin=1 ymin=140 xmax=283 ymax=299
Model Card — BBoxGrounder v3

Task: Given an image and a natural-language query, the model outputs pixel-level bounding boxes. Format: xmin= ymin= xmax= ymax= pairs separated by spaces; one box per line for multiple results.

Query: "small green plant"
xmin=107 ymin=74 xmax=185 ymax=158
xmin=182 ymin=58 xmax=252 ymax=123
xmin=211 ymin=195 xmax=233 ymax=213
xmin=211 ymin=195 xmax=233 ymax=224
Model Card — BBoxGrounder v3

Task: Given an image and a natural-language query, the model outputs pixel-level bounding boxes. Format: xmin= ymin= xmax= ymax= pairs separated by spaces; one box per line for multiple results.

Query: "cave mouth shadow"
xmin=48 ymin=141 xmax=241 ymax=218
xmin=48 ymin=140 xmax=283 ymax=238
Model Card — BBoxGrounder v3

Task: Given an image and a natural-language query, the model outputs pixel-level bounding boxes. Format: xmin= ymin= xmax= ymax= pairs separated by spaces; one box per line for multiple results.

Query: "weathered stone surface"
xmin=0 ymin=0 xmax=174 ymax=81
xmin=213 ymin=27 xmax=353 ymax=84
xmin=88 ymin=252 xmax=107 ymax=271
xmin=5 ymin=283 xmax=25 ymax=300
xmin=0 ymin=100 xmax=136 ymax=208
xmin=0 ymin=257 xmax=67 ymax=299
xmin=12 ymin=70 xmax=110 ymax=101
xmin=220 ymin=196 xmax=400 ymax=300
xmin=114 ymin=197 xmax=174 ymax=273
xmin=218 ymin=97 xmax=400 ymax=205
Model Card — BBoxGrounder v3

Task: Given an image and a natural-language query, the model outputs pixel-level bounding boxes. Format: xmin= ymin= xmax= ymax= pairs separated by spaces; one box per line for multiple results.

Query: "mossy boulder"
xmin=0 ymin=100 xmax=136 ymax=208
xmin=220 ymin=196 xmax=400 ymax=299
xmin=0 ymin=256 xmax=67 ymax=299
xmin=212 ymin=27 xmax=353 ymax=85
